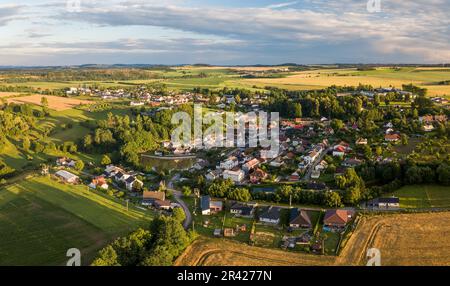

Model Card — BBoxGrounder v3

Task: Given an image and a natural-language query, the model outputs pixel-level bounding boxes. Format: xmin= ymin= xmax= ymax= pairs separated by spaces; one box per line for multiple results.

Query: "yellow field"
xmin=0 ymin=92 xmax=20 ymax=98
xmin=241 ymin=67 xmax=450 ymax=96
xmin=176 ymin=212 xmax=450 ymax=266
xmin=7 ymin=95 xmax=92 ymax=111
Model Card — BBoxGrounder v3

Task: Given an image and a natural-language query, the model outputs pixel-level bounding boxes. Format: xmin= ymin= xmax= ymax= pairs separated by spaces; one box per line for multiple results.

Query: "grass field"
xmin=176 ymin=212 xmax=450 ymax=266
xmin=0 ymin=175 xmax=153 ymax=265
xmin=390 ymin=185 xmax=450 ymax=208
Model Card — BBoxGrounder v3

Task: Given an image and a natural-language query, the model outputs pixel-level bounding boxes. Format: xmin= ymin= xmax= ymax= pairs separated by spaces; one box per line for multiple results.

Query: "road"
xmin=168 ymin=175 xmax=192 ymax=230
xmin=303 ymin=147 xmax=330 ymax=181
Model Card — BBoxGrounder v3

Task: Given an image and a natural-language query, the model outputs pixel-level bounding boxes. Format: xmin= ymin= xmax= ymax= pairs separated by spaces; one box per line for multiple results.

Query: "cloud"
xmin=0 ymin=4 xmax=23 ymax=26
xmin=266 ymin=1 xmax=298 ymax=9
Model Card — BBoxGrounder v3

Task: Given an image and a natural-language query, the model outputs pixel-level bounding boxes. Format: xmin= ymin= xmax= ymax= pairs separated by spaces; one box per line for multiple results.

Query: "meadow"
xmin=390 ymin=185 xmax=450 ymax=208
xmin=0 ymin=175 xmax=153 ymax=265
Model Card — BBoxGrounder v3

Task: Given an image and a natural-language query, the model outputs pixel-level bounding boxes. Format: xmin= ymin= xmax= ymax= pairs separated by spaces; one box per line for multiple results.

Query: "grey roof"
xmin=260 ymin=206 xmax=281 ymax=221
xmin=201 ymin=196 xmax=211 ymax=211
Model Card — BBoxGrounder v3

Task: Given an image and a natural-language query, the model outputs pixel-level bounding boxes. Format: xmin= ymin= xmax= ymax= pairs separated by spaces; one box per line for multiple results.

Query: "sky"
xmin=0 ymin=0 xmax=449 ymax=66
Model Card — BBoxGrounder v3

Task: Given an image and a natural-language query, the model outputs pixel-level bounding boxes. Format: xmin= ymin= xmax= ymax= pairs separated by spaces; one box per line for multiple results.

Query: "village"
xmin=40 ymin=81 xmax=450 ymax=256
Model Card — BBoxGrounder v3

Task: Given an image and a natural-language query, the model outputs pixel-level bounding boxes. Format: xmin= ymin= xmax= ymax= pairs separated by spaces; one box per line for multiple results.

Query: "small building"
xmin=423 ymin=124 xmax=434 ymax=132
xmin=154 ymin=199 xmax=172 ymax=210
xmin=289 ymin=209 xmax=312 ymax=229
xmin=385 ymin=134 xmax=401 ymax=142
xmin=311 ymin=170 xmax=320 ymax=179
xmin=367 ymin=197 xmax=400 ymax=209
xmin=213 ymin=229 xmax=222 ymax=237
xmin=259 ymin=206 xmax=281 ymax=225
xmin=88 ymin=176 xmax=109 ymax=190
xmin=200 ymin=196 xmax=223 ymax=215
xmin=249 ymin=168 xmax=268 ymax=184
xmin=243 ymin=158 xmax=260 ymax=173
xmin=224 ymin=228 xmax=235 ymax=237
xmin=356 ymin=138 xmax=368 ymax=145
xmin=342 ymin=158 xmax=363 ymax=168
xmin=323 ymin=209 xmax=355 ymax=228
xmin=56 ymin=157 xmax=76 ymax=168
xmin=55 ymin=170 xmax=79 ymax=184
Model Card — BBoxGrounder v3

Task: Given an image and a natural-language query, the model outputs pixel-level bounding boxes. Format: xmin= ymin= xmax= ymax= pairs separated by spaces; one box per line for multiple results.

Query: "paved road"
xmin=303 ymin=147 xmax=330 ymax=181
xmin=168 ymin=176 xmax=192 ymax=230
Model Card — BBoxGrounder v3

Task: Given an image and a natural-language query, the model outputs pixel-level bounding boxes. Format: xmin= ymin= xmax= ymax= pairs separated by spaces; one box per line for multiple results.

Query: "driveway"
xmin=169 ymin=176 xmax=192 ymax=230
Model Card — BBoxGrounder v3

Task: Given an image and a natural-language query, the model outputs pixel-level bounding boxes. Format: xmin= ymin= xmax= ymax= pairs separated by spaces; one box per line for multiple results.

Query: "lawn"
xmin=0 ymin=175 xmax=154 ymax=265
xmin=391 ymin=185 xmax=450 ymax=208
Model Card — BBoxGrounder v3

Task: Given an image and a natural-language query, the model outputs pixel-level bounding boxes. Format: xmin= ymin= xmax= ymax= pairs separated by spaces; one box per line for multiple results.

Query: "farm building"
xmin=201 ymin=196 xmax=223 ymax=215
xmin=88 ymin=176 xmax=109 ymax=190
xmin=55 ymin=170 xmax=79 ymax=184
xmin=367 ymin=197 xmax=400 ymax=209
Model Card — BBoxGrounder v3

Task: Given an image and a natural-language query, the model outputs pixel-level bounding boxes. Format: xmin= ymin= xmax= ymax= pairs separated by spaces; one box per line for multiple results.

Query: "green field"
xmin=0 ymin=175 xmax=153 ymax=265
xmin=391 ymin=185 xmax=450 ymax=208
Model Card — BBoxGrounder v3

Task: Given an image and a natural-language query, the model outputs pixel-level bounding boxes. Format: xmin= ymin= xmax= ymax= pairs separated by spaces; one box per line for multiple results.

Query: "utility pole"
xmin=126 ymin=199 xmax=129 ymax=212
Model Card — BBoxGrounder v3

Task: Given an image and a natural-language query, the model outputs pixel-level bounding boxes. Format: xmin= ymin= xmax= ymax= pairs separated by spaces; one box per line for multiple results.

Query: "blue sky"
xmin=0 ymin=0 xmax=449 ymax=65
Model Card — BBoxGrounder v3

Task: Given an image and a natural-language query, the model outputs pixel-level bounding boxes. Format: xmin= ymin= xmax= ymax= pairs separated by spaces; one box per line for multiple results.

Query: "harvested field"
xmin=174 ymin=238 xmax=335 ymax=266
xmin=337 ymin=212 xmax=450 ymax=266
xmin=0 ymin=92 xmax=20 ymax=98
xmin=176 ymin=212 xmax=450 ymax=266
xmin=7 ymin=95 xmax=92 ymax=110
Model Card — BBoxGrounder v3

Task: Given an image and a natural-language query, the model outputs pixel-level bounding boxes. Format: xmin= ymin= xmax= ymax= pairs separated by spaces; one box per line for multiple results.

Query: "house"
xmin=259 ymin=206 xmax=282 ymax=225
xmin=342 ymin=158 xmax=363 ymax=168
xmin=56 ymin=157 xmax=76 ymax=167
xmin=385 ymin=134 xmax=401 ymax=142
xmin=206 ymin=170 xmax=220 ymax=181
xmin=311 ymin=170 xmax=320 ymax=179
xmin=333 ymin=142 xmax=351 ymax=157
xmin=154 ymin=199 xmax=172 ymax=210
xmin=223 ymin=168 xmax=245 ymax=183
xmin=55 ymin=170 xmax=79 ymax=184
xmin=289 ymin=209 xmax=312 ymax=229
xmin=224 ymin=228 xmax=236 ymax=237
xmin=323 ymin=209 xmax=355 ymax=228
xmin=219 ymin=156 xmax=239 ymax=170
xmin=315 ymin=160 xmax=328 ymax=171
xmin=242 ymin=158 xmax=260 ymax=172
xmin=200 ymin=196 xmax=223 ymax=215
xmin=142 ymin=191 xmax=166 ymax=206
xmin=304 ymin=146 xmax=323 ymax=164
xmin=289 ymin=172 xmax=300 ymax=182
xmin=423 ymin=124 xmax=435 ymax=132
xmin=249 ymin=168 xmax=268 ymax=184
xmin=367 ymin=197 xmax=400 ymax=209
xmin=114 ymin=171 xmax=130 ymax=183
xmin=125 ymin=176 xmax=143 ymax=191
xmin=104 ymin=165 xmax=124 ymax=177
xmin=230 ymin=203 xmax=255 ymax=218
xmin=88 ymin=176 xmax=109 ymax=190
xmin=356 ymin=138 xmax=368 ymax=145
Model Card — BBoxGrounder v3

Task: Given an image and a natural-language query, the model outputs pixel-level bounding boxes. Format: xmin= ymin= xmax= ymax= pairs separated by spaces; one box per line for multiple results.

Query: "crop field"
xmin=337 ymin=212 xmax=450 ymax=266
xmin=390 ymin=185 xmax=450 ymax=208
xmin=240 ymin=67 xmax=450 ymax=96
xmin=0 ymin=175 xmax=153 ymax=265
xmin=176 ymin=212 xmax=450 ymax=266
xmin=174 ymin=238 xmax=335 ymax=266
xmin=7 ymin=95 xmax=92 ymax=111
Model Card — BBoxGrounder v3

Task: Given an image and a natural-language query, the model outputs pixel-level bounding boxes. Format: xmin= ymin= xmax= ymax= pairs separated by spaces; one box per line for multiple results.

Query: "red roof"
xmin=324 ymin=209 xmax=354 ymax=226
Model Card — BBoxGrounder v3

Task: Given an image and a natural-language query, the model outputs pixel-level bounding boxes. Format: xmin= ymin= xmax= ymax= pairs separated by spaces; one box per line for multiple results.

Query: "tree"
xmin=22 ymin=137 xmax=31 ymax=152
xmin=101 ymin=154 xmax=112 ymax=166
xmin=181 ymin=186 xmax=192 ymax=197
xmin=74 ymin=160 xmax=84 ymax=171
xmin=91 ymin=245 xmax=120 ymax=266
xmin=172 ymin=207 xmax=186 ymax=223
xmin=40 ymin=96 xmax=49 ymax=115
xmin=294 ymin=102 xmax=302 ymax=118
xmin=324 ymin=191 xmax=342 ymax=208
xmin=437 ymin=163 xmax=450 ymax=185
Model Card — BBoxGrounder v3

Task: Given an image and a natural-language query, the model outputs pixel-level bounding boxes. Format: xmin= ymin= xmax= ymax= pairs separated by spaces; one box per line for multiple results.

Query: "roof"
xmin=385 ymin=134 xmax=401 ymax=140
xmin=260 ymin=206 xmax=281 ymax=221
xmin=324 ymin=209 xmax=353 ymax=225
xmin=154 ymin=199 xmax=171 ymax=207
xmin=230 ymin=203 xmax=254 ymax=215
xmin=289 ymin=209 xmax=312 ymax=227
xmin=142 ymin=191 xmax=165 ymax=201
xmin=210 ymin=200 xmax=223 ymax=209
xmin=201 ymin=195 xmax=211 ymax=211
xmin=378 ymin=197 xmax=400 ymax=204
xmin=55 ymin=170 xmax=78 ymax=181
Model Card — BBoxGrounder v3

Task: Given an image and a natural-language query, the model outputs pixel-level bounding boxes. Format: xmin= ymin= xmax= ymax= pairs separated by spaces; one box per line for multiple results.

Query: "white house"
xmin=55 ymin=170 xmax=79 ymax=184
xmin=223 ymin=169 xmax=245 ymax=183
xmin=219 ymin=156 xmax=239 ymax=170
xmin=125 ymin=176 xmax=144 ymax=191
